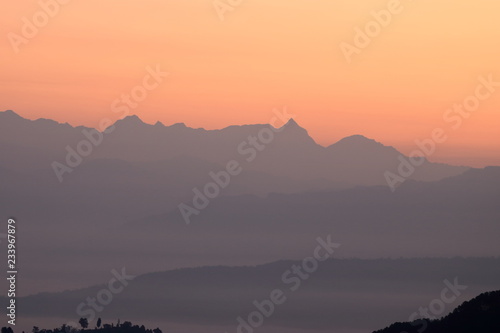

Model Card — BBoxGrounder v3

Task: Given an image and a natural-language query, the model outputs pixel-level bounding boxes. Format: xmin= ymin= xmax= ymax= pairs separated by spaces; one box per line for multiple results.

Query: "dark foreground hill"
xmin=9 ymin=258 xmax=500 ymax=333
xmin=373 ymin=290 xmax=500 ymax=333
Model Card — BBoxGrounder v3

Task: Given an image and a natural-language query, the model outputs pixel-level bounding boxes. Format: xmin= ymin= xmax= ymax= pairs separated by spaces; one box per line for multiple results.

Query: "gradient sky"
xmin=1 ymin=0 xmax=499 ymax=167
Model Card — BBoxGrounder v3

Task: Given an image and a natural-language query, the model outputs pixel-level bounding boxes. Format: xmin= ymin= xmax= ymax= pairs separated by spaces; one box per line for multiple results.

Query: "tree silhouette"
xmin=78 ymin=318 xmax=89 ymax=329
xmin=120 ymin=322 xmax=132 ymax=329
xmin=373 ymin=290 xmax=500 ymax=333
xmin=10 ymin=320 xmax=163 ymax=333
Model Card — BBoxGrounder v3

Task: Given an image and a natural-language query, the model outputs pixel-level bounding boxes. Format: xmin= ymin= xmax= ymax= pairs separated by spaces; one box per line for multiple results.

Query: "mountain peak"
xmin=1 ymin=110 xmax=23 ymax=119
xmin=170 ymin=122 xmax=187 ymax=129
xmin=115 ymin=115 xmax=147 ymax=127
xmin=278 ymin=118 xmax=306 ymax=132
xmin=330 ymin=134 xmax=381 ymax=148
xmin=123 ymin=114 xmax=144 ymax=123
xmin=284 ymin=118 xmax=300 ymax=128
xmin=327 ymin=134 xmax=400 ymax=156
xmin=339 ymin=134 xmax=374 ymax=143
xmin=273 ymin=117 xmax=320 ymax=148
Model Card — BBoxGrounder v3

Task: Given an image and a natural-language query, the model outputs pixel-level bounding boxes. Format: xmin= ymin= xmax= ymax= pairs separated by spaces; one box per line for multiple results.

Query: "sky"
xmin=1 ymin=0 xmax=499 ymax=167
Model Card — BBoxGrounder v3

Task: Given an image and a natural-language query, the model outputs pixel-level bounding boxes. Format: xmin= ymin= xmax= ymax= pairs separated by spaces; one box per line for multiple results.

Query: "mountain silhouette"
xmin=11 ymin=258 xmax=500 ymax=332
xmin=373 ymin=290 xmax=500 ymax=333
xmin=0 ymin=110 xmax=468 ymax=187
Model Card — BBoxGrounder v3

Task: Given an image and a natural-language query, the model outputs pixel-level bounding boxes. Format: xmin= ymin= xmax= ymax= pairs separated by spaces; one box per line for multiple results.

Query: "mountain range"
xmin=0 ymin=109 xmax=468 ymax=192
xmin=10 ymin=258 xmax=500 ymax=333
xmin=1 ymin=110 xmax=500 ymax=333
xmin=1 ymin=109 xmax=499 ymax=297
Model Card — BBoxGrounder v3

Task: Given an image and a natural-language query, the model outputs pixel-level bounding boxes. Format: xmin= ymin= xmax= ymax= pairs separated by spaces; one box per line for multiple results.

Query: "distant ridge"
xmin=11 ymin=258 xmax=500 ymax=331
xmin=0 ymin=109 xmax=469 ymax=187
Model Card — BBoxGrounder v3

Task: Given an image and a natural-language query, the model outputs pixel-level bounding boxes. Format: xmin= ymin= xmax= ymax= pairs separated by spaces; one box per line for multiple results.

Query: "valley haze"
xmin=3 ymin=1 xmax=500 ymax=332
xmin=0 ymin=109 xmax=499 ymax=331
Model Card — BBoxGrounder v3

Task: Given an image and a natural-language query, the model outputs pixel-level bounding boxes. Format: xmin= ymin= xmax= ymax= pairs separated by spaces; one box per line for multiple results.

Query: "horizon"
xmin=2 ymin=1 xmax=500 ymax=332
xmin=3 ymin=1 xmax=500 ymax=167
xmin=2 ymin=109 xmax=498 ymax=169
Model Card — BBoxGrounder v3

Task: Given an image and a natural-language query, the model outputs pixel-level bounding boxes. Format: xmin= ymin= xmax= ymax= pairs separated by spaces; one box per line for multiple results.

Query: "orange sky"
xmin=1 ymin=0 xmax=499 ymax=167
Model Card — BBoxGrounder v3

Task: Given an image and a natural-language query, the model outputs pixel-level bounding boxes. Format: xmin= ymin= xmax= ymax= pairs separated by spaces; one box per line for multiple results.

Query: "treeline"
xmin=2 ymin=319 xmax=163 ymax=333
xmin=373 ymin=290 xmax=500 ymax=333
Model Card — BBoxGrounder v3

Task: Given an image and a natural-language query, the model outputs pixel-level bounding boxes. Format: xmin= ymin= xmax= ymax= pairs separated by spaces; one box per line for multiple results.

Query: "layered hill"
xmin=0 ymin=110 xmax=468 ymax=190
